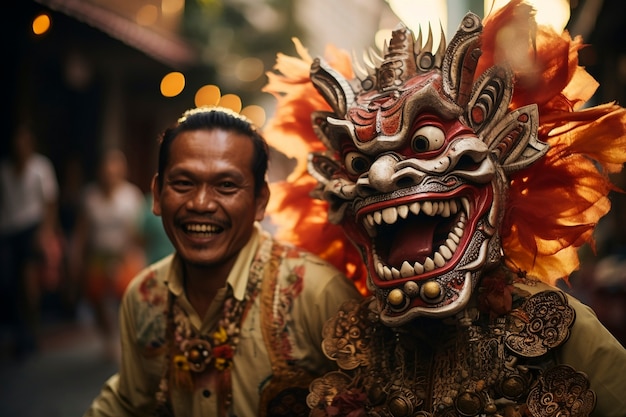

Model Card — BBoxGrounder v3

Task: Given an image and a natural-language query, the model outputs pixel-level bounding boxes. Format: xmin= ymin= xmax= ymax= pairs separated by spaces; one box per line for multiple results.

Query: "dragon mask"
xmin=263 ymin=0 xmax=626 ymax=326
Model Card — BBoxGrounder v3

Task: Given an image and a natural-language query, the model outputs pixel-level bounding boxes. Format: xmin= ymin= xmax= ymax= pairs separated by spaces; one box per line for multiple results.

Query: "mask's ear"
xmin=254 ymin=182 xmax=270 ymax=222
xmin=150 ymin=174 xmax=162 ymax=216
xmin=308 ymin=151 xmax=342 ymax=192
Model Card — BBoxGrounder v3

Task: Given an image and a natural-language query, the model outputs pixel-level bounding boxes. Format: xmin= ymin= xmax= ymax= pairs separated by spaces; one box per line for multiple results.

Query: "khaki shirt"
xmin=84 ymin=223 xmax=361 ymax=417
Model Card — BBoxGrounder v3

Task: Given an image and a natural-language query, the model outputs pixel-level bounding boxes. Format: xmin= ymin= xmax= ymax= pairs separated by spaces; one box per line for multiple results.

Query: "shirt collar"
xmin=165 ymin=222 xmax=262 ymax=302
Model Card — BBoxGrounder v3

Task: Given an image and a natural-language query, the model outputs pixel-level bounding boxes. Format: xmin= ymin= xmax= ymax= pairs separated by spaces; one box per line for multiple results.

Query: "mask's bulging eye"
xmin=344 ymin=151 xmax=371 ymax=175
xmin=411 ymin=125 xmax=445 ymax=153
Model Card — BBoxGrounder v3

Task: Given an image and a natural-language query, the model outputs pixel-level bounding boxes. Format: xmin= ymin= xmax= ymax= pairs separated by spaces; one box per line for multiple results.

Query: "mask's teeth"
xmin=439 ymin=244 xmax=453 ymax=260
xmin=422 ymin=201 xmax=434 ymax=216
xmin=391 ymin=267 xmax=401 ymax=279
xmin=371 ymin=209 xmax=468 ymax=280
xmin=423 ymin=257 xmax=435 ymax=271
xmin=433 ymin=252 xmax=445 ymax=267
xmin=440 ymin=201 xmax=451 ymax=217
xmin=364 ymin=214 xmax=377 ymax=237
xmin=461 ymin=197 xmax=471 ymax=216
xmin=382 ymin=207 xmax=398 ymax=224
xmin=397 ymin=205 xmax=409 ymax=219
xmin=400 ymin=261 xmax=414 ymax=278
xmin=383 ymin=265 xmax=392 ymax=280
xmin=450 ymin=199 xmax=458 ymax=215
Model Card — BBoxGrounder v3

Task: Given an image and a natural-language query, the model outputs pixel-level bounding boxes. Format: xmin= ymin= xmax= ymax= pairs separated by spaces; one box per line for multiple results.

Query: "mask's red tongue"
xmin=387 ymin=216 xmax=438 ymax=268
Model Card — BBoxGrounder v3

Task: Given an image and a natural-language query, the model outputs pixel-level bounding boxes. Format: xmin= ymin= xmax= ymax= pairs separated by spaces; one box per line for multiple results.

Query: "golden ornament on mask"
xmin=388 ymin=288 xmax=405 ymax=306
xmin=422 ymin=281 xmax=442 ymax=299
xmin=388 ymin=394 xmax=414 ymax=417
xmin=455 ymin=391 xmax=483 ymax=416
xmin=500 ymin=376 xmax=525 ymax=399
xmin=403 ymin=281 xmax=419 ymax=297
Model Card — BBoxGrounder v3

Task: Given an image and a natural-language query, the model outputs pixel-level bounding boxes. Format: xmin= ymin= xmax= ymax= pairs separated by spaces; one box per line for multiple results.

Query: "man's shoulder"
xmin=124 ymin=255 xmax=173 ymax=304
xmin=268 ymin=236 xmax=342 ymax=273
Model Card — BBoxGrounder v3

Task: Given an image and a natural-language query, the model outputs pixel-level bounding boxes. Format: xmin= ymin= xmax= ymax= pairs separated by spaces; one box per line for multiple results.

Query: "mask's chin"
xmin=356 ymin=201 xmax=501 ymax=326
xmin=375 ymin=269 xmax=475 ymax=326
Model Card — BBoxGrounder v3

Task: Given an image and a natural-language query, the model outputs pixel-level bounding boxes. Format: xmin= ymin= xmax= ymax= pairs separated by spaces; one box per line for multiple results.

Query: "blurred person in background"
xmin=84 ymin=106 xmax=361 ymax=417
xmin=138 ymin=191 xmax=174 ymax=265
xmin=70 ymin=148 xmax=145 ymax=361
xmin=56 ymin=153 xmax=86 ymax=319
xmin=0 ymin=123 xmax=60 ymax=359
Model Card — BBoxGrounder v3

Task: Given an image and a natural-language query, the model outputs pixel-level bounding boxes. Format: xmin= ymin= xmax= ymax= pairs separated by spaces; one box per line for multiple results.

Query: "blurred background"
xmin=1 ymin=0 xmax=625 ymax=415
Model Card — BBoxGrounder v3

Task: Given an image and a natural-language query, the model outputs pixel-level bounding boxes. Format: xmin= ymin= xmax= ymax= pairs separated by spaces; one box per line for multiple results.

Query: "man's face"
xmin=152 ymin=129 xmax=268 ymax=269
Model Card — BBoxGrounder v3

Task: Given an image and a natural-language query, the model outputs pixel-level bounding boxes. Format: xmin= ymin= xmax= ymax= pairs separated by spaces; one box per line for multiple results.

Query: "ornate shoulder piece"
xmin=506 ymin=290 xmax=575 ymax=357
xmin=527 ymin=365 xmax=596 ymax=416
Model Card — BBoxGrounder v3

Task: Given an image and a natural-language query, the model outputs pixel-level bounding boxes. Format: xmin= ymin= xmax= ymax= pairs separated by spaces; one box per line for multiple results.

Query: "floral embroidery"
xmin=136 ymin=270 xmax=169 ymax=350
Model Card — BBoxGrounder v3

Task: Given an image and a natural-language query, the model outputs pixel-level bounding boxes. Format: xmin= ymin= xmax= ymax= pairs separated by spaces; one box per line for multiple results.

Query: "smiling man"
xmin=83 ymin=106 xmax=361 ymax=417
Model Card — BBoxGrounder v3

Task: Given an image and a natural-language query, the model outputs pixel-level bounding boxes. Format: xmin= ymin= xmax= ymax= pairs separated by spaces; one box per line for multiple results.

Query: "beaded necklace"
xmin=154 ymin=238 xmax=271 ymax=417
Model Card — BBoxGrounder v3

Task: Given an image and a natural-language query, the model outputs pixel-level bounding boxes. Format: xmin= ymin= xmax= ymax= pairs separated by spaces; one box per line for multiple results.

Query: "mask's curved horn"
xmin=441 ymin=12 xmax=483 ymax=107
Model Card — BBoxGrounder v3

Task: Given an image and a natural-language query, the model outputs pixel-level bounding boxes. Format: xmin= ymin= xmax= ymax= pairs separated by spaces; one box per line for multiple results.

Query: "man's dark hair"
xmin=156 ymin=106 xmax=269 ymax=196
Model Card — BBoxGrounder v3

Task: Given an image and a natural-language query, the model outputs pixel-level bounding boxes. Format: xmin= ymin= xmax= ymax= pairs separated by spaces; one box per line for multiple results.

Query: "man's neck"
xmin=183 ymin=260 xmax=234 ymax=318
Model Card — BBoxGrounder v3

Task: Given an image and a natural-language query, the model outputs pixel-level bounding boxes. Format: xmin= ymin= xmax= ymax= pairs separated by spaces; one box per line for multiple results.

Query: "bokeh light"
xmin=218 ymin=94 xmax=242 ymax=113
xmin=162 ymin=0 xmax=185 ymax=15
xmin=32 ymin=14 xmax=51 ymax=35
xmin=240 ymin=105 xmax=266 ymax=128
xmin=235 ymin=57 xmax=265 ymax=82
xmin=194 ymin=84 xmax=221 ymax=107
xmin=160 ymin=72 xmax=185 ymax=97
xmin=136 ymin=4 xmax=159 ymax=26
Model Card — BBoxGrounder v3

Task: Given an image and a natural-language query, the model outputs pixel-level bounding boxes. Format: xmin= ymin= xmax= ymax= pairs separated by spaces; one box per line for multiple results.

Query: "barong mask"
xmin=263 ymin=0 xmax=626 ymax=330
xmin=307 ymin=13 xmax=547 ymax=325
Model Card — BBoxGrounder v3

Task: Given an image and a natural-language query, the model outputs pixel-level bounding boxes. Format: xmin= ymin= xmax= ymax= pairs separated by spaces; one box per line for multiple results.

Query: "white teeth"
xmin=382 ymin=207 xmax=398 ymax=224
xmin=376 ymin=262 xmax=384 ymax=278
xmin=422 ymin=201 xmax=434 ymax=216
xmin=450 ymin=200 xmax=458 ymax=214
xmin=391 ymin=267 xmax=401 ymax=279
xmin=383 ymin=265 xmax=392 ymax=280
xmin=461 ymin=197 xmax=470 ymax=216
xmin=397 ymin=205 xmax=409 ymax=219
xmin=187 ymin=224 xmax=219 ymax=233
xmin=371 ymin=209 xmax=469 ymax=279
xmin=433 ymin=252 xmax=446 ymax=267
xmin=441 ymin=201 xmax=451 ymax=217
xmin=362 ymin=198 xmax=468 ymax=230
xmin=400 ymin=261 xmax=414 ymax=277
xmin=439 ymin=245 xmax=453 ymax=260
xmin=363 ymin=198 xmax=471 ymax=279
xmin=424 ymin=257 xmax=435 ymax=271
